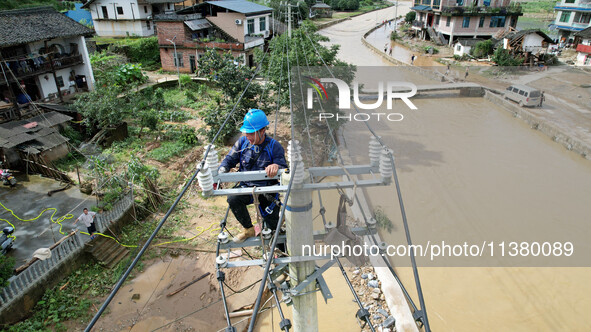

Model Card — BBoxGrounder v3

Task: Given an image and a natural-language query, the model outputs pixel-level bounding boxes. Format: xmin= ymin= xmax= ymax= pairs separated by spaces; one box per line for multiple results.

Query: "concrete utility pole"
xmin=166 ymin=36 xmax=181 ymax=88
xmin=283 ymin=142 xmax=318 ymax=332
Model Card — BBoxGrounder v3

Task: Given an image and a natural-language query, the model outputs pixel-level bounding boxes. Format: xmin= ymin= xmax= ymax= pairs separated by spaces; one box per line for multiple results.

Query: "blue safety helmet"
xmin=240 ymin=109 xmax=269 ymax=133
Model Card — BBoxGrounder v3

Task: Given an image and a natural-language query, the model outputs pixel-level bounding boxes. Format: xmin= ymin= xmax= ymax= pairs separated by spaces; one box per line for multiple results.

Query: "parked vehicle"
xmin=503 ymin=84 xmax=541 ymax=107
xmin=0 ymin=169 xmax=16 ymax=187
xmin=1 ymin=227 xmax=14 ymax=255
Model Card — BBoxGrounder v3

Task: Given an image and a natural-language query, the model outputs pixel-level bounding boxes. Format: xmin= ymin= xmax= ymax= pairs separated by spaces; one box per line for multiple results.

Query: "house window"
xmin=101 ymin=6 xmax=109 ymax=19
xmin=510 ymin=16 xmax=517 ymax=27
xmin=435 ymin=15 xmax=440 ymax=25
xmin=56 ymin=76 xmax=64 ymax=88
xmin=483 ymin=0 xmax=490 ymax=6
xmin=167 ymin=3 xmax=170 ymax=10
xmin=117 ymin=6 xmax=123 ymax=15
xmin=446 ymin=16 xmax=451 ymax=27
xmin=174 ymin=52 xmax=184 ymax=67
xmin=144 ymin=6 xmax=148 ymax=13
xmin=462 ymin=16 xmax=470 ymax=28
xmin=489 ymin=16 xmax=506 ymax=27
xmin=565 ymin=0 xmax=575 ymax=3
xmin=146 ymin=20 xmax=151 ymax=30
xmin=457 ymin=45 xmax=462 ymax=51
xmin=578 ymin=13 xmax=591 ymax=24
xmin=559 ymin=12 xmax=571 ymax=23
xmin=479 ymin=16 xmax=484 ymax=27
xmin=415 ymin=0 xmax=420 ymax=5
xmin=433 ymin=0 xmax=441 ymax=10
xmin=259 ymin=17 xmax=266 ymax=31
xmin=247 ymin=19 xmax=255 ymax=35
xmin=456 ymin=0 xmax=463 ymax=6
xmin=422 ymin=0 xmax=430 ymax=5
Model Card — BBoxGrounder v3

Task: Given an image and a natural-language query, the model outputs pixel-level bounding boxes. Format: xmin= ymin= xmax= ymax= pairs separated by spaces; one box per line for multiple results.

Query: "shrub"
xmin=470 ymin=39 xmax=495 ymax=58
xmin=0 ymin=255 xmax=14 ymax=288
xmin=491 ymin=48 xmax=524 ymax=66
xmin=405 ymin=11 xmax=416 ymax=23
xmin=390 ymin=31 xmax=400 ymax=41
xmin=118 ymin=37 xmax=160 ymax=70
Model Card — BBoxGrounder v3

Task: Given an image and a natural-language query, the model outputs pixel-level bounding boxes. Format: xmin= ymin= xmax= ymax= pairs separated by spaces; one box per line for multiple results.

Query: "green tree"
xmin=0 ymin=0 xmax=74 ymax=11
xmin=405 ymin=11 xmax=416 ymax=23
xmin=491 ymin=47 xmax=524 ymax=66
xmin=73 ymin=85 xmax=128 ymax=130
xmin=197 ymin=50 xmax=269 ymax=143
xmin=470 ymin=39 xmax=495 ymax=58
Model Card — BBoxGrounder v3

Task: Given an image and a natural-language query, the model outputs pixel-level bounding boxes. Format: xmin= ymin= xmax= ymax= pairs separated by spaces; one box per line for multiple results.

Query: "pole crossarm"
xmin=210 ymin=179 xmax=388 ymax=196
xmin=213 ymin=165 xmax=378 ymax=183
xmin=225 ymin=255 xmax=332 ymax=268
xmin=218 ymin=227 xmax=376 ymax=250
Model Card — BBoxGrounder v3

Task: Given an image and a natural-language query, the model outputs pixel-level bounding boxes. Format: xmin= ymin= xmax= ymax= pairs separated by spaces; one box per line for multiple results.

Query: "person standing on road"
xmin=465 ymin=67 xmax=469 ymax=80
xmin=384 ymin=43 xmax=388 ymax=53
xmin=74 ymin=208 xmax=97 ymax=239
xmin=539 ymin=91 xmax=545 ymax=107
xmin=411 ymin=54 xmax=415 ymax=65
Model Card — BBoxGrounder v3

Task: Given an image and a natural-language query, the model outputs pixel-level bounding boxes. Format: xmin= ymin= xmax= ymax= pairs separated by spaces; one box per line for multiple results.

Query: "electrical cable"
xmin=85 ymin=42 xmax=272 ymax=331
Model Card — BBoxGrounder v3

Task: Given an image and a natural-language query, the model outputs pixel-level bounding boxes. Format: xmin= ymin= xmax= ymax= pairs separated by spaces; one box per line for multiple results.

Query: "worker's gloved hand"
xmin=218 ymin=166 xmax=228 ymax=174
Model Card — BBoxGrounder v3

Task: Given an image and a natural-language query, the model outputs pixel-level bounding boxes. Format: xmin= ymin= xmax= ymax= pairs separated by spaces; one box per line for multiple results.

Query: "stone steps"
xmin=85 ymin=236 xmax=129 ymax=269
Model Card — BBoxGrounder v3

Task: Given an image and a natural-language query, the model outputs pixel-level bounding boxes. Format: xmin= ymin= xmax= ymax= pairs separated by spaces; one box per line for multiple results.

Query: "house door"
xmin=101 ymin=6 xmax=109 ymax=19
xmin=248 ymin=54 xmax=254 ymax=67
xmin=427 ymin=14 xmax=434 ymax=27
xmin=189 ymin=55 xmax=196 ymax=74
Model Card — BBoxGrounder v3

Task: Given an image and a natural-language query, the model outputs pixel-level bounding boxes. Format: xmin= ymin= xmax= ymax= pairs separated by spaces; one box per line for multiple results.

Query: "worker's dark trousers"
xmin=227 ymin=193 xmax=280 ymax=230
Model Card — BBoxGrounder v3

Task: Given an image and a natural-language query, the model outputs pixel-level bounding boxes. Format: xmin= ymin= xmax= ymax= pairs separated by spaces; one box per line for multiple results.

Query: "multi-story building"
xmin=551 ymin=0 xmax=591 ymax=45
xmin=574 ymin=27 xmax=591 ymax=65
xmin=410 ymin=0 xmax=523 ymax=46
xmin=155 ymin=0 xmax=272 ymax=73
xmin=0 ymin=6 xmax=95 ymax=119
xmin=82 ymin=0 xmax=184 ymax=37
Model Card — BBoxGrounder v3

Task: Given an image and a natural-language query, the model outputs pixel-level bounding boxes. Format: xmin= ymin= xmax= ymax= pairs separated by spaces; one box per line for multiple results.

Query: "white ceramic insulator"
xmin=369 ymin=136 xmax=382 ymax=167
xmin=287 ymin=140 xmax=302 ymax=166
xmin=216 ymin=255 xmax=228 ymax=268
xmin=379 ymin=149 xmax=394 ymax=179
xmin=291 ymin=161 xmax=305 ymax=184
xmin=262 ymin=228 xmax=273 ymax=240
xmin=217 ymin=231 xmax=229 ymax=244
xmin=204 ymin=145 xmax=219 ymax=176
xmin=198 ymin=166 xmax=214 ymax=194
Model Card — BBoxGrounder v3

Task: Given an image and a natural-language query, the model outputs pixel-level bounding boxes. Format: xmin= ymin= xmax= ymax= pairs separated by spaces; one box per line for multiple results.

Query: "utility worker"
xmin=219 ymin=109 xmax=288 ymax=243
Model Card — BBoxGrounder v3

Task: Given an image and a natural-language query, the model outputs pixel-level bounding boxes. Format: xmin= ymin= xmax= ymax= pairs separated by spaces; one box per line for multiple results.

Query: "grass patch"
xmin=521 ymin=0 xmax=555 ymax=14
xmin=147 ymin=141 xmax=192 ymax=162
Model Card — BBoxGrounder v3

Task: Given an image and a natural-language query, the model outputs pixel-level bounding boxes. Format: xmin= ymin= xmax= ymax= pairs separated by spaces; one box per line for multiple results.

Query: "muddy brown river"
xmin=318 ymin=3 xmax=591 ymax=331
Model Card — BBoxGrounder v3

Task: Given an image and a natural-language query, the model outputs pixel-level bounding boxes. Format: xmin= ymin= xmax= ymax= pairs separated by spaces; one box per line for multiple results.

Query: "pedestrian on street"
xmin=411 ymin=54 xmax=415 ymax=65
xmin=445 ymin=63 xmax=450 ymax=76
xmin=384 ymin=43 xmax=388 ymax=53
xmin=219 ymin=109 xmax=288 ymax=243
xmin=465 ymin=67 xmax=469 ymax=80
xmin=539 ymin=91 xmax=545 ymax=107
xmin=74 ymin=208 xmax=97 ymax=239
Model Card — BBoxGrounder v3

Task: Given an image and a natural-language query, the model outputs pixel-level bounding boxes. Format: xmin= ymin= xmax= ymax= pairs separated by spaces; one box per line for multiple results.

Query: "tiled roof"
xmin=205 ymin=0 xmax=272 ymax=15
xmin=0 ymin=111 xmax=72 ymax=150
xmin=0 ymin=7 xmax=94 ymax=48
xmin=574 ymin=27 xmax=591 ymax=39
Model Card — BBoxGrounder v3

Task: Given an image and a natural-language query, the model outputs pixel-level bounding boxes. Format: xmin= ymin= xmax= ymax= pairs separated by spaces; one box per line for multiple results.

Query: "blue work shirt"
xmin=219 ymin=135 xmax=288 ymax=187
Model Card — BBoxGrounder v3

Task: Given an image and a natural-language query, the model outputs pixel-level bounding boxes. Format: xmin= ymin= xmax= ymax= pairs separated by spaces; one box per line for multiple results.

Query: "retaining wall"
xmin=484 ymin=90 xmax=591 ymax=160
xmin=0 ymin=193 xmax=135 ymax=324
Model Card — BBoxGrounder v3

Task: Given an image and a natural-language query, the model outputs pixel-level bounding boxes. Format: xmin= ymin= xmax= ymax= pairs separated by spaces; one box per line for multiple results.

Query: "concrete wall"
xmin=208 ymin=12 xmax=247 ymax=43
xmin=484 ymin=90 xmax=591 ymax=160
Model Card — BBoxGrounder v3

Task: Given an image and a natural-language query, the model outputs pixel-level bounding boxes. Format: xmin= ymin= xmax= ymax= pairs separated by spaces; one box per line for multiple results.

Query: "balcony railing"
xmin=0 ymin=54 xmax=83 ymax=85
xmin=441 ymin=3 xmax=522 ymax=16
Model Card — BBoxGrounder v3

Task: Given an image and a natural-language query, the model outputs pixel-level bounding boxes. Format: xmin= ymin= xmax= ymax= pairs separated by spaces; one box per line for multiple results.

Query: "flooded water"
xmin=0 ymin=174 xmax=92 ymax=264
xmin=341 ymin=96 xmax=591 ymax=331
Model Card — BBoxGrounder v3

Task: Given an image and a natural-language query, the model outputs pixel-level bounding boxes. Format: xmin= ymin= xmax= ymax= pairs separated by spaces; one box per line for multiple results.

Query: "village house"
xmin=453 ymin=38 xmax=483 ymax=56
xmin=495 ymin=29 xmax=553 ymax=66
xmin=574 ymin=27 xmax=591 ymax=65
xmin=155 ymin=0 xmax=272 ymax=73
xmin=0 ymin=7 xmax=95 ymax=122
xmin=310 ymin=1 xmax=333 ymax=19
xmin=550 ymin=0 xmax=591 ymax=46
xmin=82 ymin=0 xmax=184 ymax=37
xmin=410 ymin=0 xmax=523 ymax=46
